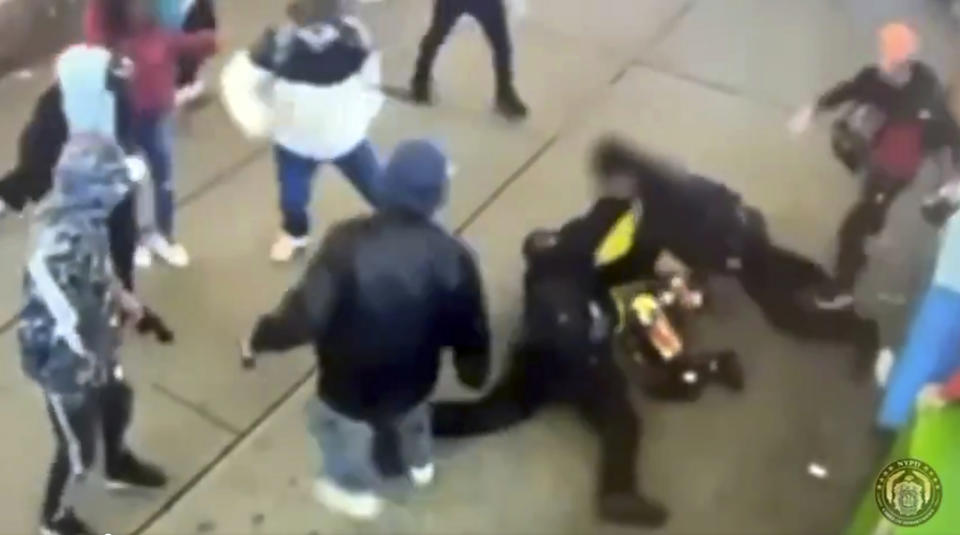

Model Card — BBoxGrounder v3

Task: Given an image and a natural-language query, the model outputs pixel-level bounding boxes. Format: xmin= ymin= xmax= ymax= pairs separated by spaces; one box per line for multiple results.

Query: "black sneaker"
xmin=598 ymin=493 xmax=669 ymax=527
xmin=495 ymin=90 xmax=529 ymax=121
xmin=105 ymin=452 xmax=168 ymax=490
xmin=41 ymin=509 xmax=93 ymax=535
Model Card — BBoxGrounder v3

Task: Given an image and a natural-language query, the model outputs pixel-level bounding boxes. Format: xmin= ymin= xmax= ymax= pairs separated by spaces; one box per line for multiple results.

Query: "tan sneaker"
xmin=270 ymin=233 xmax=309 ymax=262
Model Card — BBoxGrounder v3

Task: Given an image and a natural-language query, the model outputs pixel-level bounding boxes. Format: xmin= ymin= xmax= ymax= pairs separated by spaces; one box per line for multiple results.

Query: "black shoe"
xmin=711 ymin=350 xmax=745 ymax=392
xmin=495 ymin=90 xmax=528 ymax=121
xmin=410 ymin=77 xmax=432 ymax=105
xmin=105 ymin=452 xmax=168 ymax=490
xmin=598 ymin=493 xmax=669 ymax=527
xmin=41 ymin=509 xmax=93 ymax=535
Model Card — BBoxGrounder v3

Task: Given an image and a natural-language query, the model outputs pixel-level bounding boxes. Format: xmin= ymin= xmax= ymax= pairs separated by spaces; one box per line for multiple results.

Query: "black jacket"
xmin=592 ymin=139 xmax=755 ymax=276
xmin=816 ymin=62 xmax=960 ymax=156
xmin=251 ymin=210 xmax=491 ymax=421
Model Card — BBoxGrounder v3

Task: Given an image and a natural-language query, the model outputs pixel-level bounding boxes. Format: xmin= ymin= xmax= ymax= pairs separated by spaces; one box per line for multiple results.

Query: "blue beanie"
xmin=380 ymin=140 xmax=449 ymax=218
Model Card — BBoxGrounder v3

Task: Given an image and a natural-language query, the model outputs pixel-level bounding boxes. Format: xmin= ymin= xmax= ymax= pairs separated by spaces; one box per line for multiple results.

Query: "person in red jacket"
xmin=86 ymin=0 xmax=217 ymax=269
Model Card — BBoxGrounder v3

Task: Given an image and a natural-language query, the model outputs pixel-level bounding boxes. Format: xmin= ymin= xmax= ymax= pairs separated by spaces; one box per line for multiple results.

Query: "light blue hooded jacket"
xmin=18 ymin=46 xmax=138 ymax=394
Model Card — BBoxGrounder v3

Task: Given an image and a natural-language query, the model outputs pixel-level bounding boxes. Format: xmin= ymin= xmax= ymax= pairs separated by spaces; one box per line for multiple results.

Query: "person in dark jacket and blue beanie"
xmin=242 ymin=139 xmax=490 ymax=520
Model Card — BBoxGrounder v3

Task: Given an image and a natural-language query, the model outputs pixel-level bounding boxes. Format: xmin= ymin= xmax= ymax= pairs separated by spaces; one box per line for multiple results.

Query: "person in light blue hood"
xmin=19 ymin=44 xmax=168 ymax=535
xmin=243 ymin=139 xmax=489 ymax=520
xmin=878 ymin=198 xmax=960 ymax=430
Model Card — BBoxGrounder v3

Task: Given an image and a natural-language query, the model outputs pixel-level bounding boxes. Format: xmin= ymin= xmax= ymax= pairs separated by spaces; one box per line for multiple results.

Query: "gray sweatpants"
xmin=306 ymin=398 xmax=432 ymax=492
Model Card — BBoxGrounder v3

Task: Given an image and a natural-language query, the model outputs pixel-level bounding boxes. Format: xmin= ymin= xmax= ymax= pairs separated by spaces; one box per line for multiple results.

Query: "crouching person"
xmin=241 ymin=140 xmax=490 ymax=520
xmin=20 ymin=45 xmax=167 ymax=535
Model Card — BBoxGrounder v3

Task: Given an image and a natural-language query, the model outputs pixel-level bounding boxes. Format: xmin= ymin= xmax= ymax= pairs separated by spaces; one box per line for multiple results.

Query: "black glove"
xmin=132 ymin=307 xmax=175 ymax=344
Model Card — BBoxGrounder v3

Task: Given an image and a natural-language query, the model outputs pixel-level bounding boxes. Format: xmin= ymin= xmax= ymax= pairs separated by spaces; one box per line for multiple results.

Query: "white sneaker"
xmin=875 ymin=347 xmax=895 ymax=388
xmin=146 ymin=234 xmax=190 ymax=268
xmin=134 ymin=245 xmax=153 ymax=269
xmin=409 ymin=462 xmax=435 ymax=488
xmin=270 ymin=233 xmax=309 ymax=262
xmin=313 ymin=479 xmax=383 ymax=520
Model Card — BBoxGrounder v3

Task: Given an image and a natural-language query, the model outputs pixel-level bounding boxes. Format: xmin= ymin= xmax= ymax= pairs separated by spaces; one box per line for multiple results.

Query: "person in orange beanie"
xmin=789 ymin=22 xmax=960 ymax=310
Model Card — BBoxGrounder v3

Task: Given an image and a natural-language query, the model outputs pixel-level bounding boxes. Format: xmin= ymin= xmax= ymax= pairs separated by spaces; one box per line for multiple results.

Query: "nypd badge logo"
xmin=875 ymin=458 xmax=942 ymax=527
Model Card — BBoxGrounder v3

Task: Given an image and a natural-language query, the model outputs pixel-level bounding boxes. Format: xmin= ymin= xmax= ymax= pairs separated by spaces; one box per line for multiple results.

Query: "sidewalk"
xmin=0 ymin=1 xmax=957 ymax=533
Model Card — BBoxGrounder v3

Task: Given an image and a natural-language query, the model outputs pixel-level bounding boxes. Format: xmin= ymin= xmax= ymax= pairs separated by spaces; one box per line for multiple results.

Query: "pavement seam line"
xmin=150 ymin=382 xmax=244 ymax=436
xmin=131 ymin=365 xmax=318 ymax=535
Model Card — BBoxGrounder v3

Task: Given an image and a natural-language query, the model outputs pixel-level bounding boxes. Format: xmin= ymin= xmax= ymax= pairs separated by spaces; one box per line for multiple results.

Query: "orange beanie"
xmin=879 ymin=22 xmax=918 ymax=66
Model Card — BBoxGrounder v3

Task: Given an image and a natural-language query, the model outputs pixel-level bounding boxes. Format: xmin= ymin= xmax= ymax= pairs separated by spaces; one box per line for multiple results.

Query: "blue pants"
xmin=134 ymin=113 xmax=176 ymax=238
xmin=878 ymin=286 xmax=960 ymax=430
xmin=306 ymin=398 xmax=431 ymax=492
xmin=274 ymin=141 xmax=381 ymax=238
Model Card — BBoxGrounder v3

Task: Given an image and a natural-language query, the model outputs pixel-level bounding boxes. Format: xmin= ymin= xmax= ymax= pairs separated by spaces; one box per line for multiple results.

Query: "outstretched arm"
xmin=248 ymin=232 xmax=343 ymax=355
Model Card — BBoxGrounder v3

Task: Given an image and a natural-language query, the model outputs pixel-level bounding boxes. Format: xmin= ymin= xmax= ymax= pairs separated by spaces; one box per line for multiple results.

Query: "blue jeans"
xmin=306 ymin=398 xmax=431 ymax=492
xmin=134 ymin=113 xmax=176 ymax=238
xmin=878 ymin=285 xmax=960 ymax=430
xmin=274 ymin=141 xmax=381 ymax=238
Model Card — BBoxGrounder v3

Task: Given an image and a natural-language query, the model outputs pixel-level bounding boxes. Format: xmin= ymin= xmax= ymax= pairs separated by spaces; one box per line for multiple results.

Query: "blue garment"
xmin=933 ymin=211 xmax=960 ymax=293
xmin=19 ymin=135 xmax=136 ymax=394
xmin=153 ymin=0 xmax=186 ymax=29
xmin=306 ymin=397 xmax=431 ymax=492
xmin=379 ymin=139 xmax=448 ymax=217
xmin=274 ymin=140 xmax=381 ymax=237
xmin=878 ymin=285 xmax=960 ymax=430
xmin=56 ymin=45 xmax=116 ymax=140
xmin=134 ymin=112 xmax=176 ymax=238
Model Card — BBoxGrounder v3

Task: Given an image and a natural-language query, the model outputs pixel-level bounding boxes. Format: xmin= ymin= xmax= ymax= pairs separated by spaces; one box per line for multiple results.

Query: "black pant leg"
xmin=110 ymin=195 xmax=137 ymax=291
xmin=740 ymin=242 xmax=878 ymax=347
xmin=42 ymin=392 xmax=98 ymax=522
xmin=834 ymin=173 xmax=907 ymax=291
xmin=432 ymin=341 xmax=548 ymax=438
xmin=412 ymin=0 xmax=463 ymax=84
xmin=574 ymin=360 xmax=640 ymax=497
xmin=98 ymin=378 xmax=134 ymax=475
xmin=466 ymin=0 xmax=514 ymax=95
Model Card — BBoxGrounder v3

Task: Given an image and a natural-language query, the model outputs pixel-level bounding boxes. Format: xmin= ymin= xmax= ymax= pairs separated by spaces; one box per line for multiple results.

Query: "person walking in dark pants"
xmin=789 ymin=22 xmax=960 ymax=309
xmin=411 ymin=0 xmax=528 ymax=120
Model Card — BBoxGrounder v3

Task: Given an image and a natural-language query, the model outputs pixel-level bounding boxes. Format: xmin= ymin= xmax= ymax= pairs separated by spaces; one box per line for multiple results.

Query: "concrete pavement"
xmin=0 ymin=0 xmax=957 ymax=533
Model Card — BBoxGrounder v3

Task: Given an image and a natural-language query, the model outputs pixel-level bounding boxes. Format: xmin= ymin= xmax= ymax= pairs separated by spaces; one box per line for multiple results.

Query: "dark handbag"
xmin=831 ymin=115 xmax=869 ymax=174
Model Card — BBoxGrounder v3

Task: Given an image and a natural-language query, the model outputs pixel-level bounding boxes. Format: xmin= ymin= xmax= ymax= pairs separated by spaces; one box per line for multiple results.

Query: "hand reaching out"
xmin=788 ymin=105 xmax=815 ymax=135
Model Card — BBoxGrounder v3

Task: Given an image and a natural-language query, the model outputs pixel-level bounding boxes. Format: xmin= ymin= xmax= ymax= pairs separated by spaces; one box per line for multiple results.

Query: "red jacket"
xmin=85 ymin=2 xmax=216 ymax=115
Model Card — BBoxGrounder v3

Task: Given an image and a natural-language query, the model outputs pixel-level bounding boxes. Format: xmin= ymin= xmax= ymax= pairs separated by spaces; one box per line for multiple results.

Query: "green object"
xmin=845 ymin=407 xmax=960 ymax=535
xmin=897 ymin=407 xmax=960 ymax=535
xmin=846 ymin=427 xmax=912 ymax=535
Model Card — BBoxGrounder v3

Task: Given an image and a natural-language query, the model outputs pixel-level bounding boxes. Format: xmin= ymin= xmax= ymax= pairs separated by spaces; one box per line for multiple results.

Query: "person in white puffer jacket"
xmin=221 ymin=0 xmax=384 ymax=261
